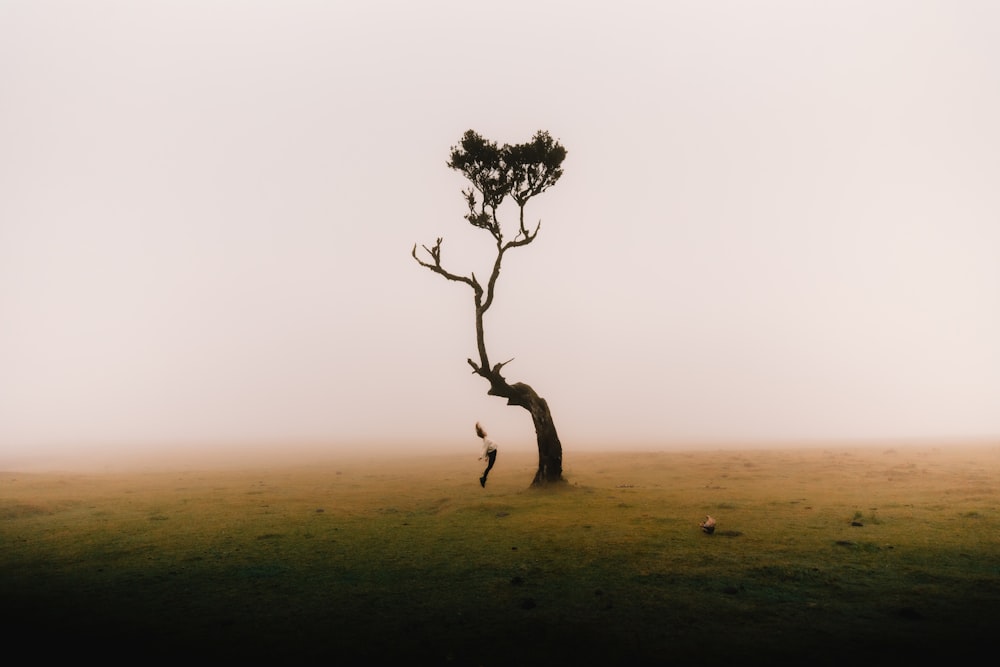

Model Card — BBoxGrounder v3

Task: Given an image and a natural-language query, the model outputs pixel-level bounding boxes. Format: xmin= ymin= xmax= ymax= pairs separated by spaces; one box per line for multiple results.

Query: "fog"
xmin=3 ymin=1 xmax=999 ymax=470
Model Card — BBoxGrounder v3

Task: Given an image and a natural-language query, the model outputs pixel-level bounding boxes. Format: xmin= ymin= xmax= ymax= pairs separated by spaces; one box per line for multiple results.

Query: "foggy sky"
xmin=2 ymin=1 xmax=999 ymax=468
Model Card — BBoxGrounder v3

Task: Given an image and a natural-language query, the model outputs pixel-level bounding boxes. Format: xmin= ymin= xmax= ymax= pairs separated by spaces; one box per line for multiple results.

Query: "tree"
xmin=412 ymin=129 xmax=568 ymax=486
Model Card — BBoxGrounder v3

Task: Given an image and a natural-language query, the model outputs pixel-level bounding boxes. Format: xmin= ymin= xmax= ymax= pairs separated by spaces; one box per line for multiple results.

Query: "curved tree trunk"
xmin=471 ymin=360 xmax=564 ymax=486
xmin=524 ymin=391 xmax=564 ymax=486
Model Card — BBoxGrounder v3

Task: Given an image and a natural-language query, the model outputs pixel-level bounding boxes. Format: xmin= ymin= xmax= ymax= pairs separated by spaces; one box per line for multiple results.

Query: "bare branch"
xmin=508 ymin=220 xmax=541 ymax=249
xmin=493 ymin=358 xmax=514 ymax=373
xmin=411 ymin=238 xmax=477 ymax=289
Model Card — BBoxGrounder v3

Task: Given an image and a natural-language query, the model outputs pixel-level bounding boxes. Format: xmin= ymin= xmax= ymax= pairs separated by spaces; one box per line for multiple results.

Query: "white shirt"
xmin=480 ymin=437 xmax=497 ymax=459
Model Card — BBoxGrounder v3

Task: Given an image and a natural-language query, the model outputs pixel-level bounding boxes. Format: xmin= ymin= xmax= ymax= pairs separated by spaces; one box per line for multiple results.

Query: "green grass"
xmin=2 ymin=446 xmax=999 ymax=665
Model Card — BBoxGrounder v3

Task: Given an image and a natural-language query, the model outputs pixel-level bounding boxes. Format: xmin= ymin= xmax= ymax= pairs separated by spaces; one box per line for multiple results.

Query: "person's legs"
xmin=481 ymin=450 xmax=497 ymax=486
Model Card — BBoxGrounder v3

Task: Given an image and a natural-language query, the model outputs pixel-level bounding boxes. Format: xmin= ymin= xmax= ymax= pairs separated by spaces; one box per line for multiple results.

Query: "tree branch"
xmin=411 ymin=239 xmax=478 ymax=290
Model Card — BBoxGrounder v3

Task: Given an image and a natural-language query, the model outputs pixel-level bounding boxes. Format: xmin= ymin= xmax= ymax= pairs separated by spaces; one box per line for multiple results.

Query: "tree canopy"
xmin=447 ymin=130 xmax=567 ymax=242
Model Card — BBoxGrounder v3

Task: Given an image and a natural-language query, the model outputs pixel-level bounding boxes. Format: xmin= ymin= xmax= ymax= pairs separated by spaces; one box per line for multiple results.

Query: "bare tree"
xmin=412 ymin=129 xmax=568 ymax=486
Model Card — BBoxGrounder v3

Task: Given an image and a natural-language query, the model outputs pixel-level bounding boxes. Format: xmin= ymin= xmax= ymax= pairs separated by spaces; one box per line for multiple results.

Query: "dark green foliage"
xmin=447 ymin=129 xmax=566 ymax=240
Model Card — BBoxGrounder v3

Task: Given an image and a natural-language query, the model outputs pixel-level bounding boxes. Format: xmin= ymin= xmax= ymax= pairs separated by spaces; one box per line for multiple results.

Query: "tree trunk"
xmin=474 ymin=362 xmax=564 ymax=486
xmin=526 ymin=392 xmax=564 ymax=486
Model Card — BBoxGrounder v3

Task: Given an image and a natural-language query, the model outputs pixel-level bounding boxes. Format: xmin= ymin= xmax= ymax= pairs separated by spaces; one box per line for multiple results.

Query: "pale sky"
xmin=2 ymin=1 xmax=999 ymax=468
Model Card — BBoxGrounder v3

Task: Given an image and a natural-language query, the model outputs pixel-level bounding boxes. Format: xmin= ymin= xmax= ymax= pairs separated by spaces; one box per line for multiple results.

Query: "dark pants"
xmin=482 ymin=449 xmax=497 ymax=480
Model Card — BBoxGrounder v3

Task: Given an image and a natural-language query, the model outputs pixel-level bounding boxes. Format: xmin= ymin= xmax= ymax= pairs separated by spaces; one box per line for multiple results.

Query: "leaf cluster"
xmin=447 ymin=130 xmax=567 ymax=240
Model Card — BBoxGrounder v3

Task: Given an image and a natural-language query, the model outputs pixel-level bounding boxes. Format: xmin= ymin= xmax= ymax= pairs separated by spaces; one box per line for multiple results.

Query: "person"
xmin=475 ymin=422 xmax=497 ymax=487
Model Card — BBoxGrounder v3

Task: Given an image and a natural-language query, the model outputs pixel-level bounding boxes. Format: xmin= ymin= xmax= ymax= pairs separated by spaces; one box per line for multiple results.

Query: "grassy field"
xmin=2 ymin=444 xmax=999 ymax=665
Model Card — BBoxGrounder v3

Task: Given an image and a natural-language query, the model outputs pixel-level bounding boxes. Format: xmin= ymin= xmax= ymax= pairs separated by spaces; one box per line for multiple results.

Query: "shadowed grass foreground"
xmin=2 ymin=445 xmax=999 ymax=665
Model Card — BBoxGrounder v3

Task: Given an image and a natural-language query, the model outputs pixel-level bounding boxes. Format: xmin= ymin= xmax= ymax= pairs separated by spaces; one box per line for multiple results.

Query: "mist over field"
xmin=4 ymin=435 xmax=996 ymax=476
